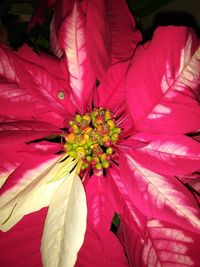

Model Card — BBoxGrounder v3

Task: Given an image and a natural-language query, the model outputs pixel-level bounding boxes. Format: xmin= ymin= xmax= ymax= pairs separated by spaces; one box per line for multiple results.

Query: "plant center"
xmin=64 ymin=108 xmax=121 ymax=171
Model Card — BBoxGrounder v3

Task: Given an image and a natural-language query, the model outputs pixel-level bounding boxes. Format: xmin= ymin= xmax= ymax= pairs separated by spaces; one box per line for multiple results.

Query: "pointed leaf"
xmin=0 ymin=154 xmax=78 ymax=231
xmin=0 ymin=120 xmax=61 ymax=186
xmin=117 ymin=218 xmax=200 ymax=267
xmin=94 ymin=61 xmax=129 ymax=115
xmin=58 ymin=1 xmax=95 ymax=113
xmin=126 ymin=26 xmax=200 ymax=134
xmin=41 ymin=173 xmax=87 ymax=267
xmin=85 ymin=0 xmax=141 ymax=80
xmin=75 ymin=174 xmax=129 ymax=266
xmin=117 ymin=217 xmax=145 ymax=266
xmin=0 ymin=155 xmax=63 ymax=230
xmin=0 ymin=45 xmax=75 ymax=127
xmin=84 ymin=174 xmax=115 ymax=233
xmin=107 ymin=168 xmax=147 ymax=240
xmin=129 ymin=132 xmax=200 ymax=176
xmin=120 ymin=153 xmax=200 ymax=232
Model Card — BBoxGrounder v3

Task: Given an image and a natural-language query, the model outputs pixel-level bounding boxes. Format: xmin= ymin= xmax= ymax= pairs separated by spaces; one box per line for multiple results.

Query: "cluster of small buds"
xmin=64 ymin=108 xmax=121 ymax=171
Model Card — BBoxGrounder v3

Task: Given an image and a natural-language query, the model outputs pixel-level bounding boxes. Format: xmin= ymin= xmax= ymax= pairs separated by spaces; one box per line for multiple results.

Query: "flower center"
xmin=64 ymin=108 xmax=121 ymax=172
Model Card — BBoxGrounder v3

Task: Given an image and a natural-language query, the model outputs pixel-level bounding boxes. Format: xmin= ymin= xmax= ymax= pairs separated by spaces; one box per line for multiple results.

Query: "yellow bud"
xmin=100 ymin=153 xmax=107 ymax=161
xmin=102 ymin=160 xmax=109 ymax=168
xmin=106 ymin=147 xmax=113 ymax=155
xmin=107 ymin=119 xmax=115 ymax=128
xmin=66 ymin=133 xmax=75 ymax=143
xmin=83 ymin=134 xmax=89 ymax=141
xmin=76 ymin=147 xmax=86 ymax=158
xmin=74 ymin=124 xmax=81 ymax=133
xmin=95 ymin=163 xmax=102 ymax=170
xmin=83 ymin=114 xmax=91 ymax=123
xmin=75 ymin=114 xmax=82 ymax=123
xmin=102 ymin=135 xmax=110 ymax=142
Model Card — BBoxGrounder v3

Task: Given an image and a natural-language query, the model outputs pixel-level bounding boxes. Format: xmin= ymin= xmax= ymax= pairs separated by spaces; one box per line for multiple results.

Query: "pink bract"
xmin=0 ymin=1 xmax=200 ymax=267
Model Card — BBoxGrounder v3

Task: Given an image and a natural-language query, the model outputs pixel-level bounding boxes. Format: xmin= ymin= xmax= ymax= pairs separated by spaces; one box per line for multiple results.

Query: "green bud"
xmin=75 ymin=114 xmax=82 ymax=123
xmin=95 ymin=163 xmax=102 ymax=170
xmin=106 ymin=147 xmax=113 ymax=155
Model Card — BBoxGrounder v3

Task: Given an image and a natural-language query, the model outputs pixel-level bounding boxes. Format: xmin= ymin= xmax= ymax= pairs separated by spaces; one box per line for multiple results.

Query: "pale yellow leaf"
xmin=0 ymin=155 xmax=77 ymax=231
xmin=41 ymin=171 xmax=87 ymax=267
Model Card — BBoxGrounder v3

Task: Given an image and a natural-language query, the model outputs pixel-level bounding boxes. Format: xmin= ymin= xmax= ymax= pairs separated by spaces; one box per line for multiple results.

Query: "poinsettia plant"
xmin=0 ymin=0 xmax=200 ymax=267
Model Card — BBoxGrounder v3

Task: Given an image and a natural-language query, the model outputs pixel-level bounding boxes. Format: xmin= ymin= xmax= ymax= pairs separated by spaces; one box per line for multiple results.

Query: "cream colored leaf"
xmin=0 ymin=156 xmax=77 ymax=231
xmin=41 ymin=171 xmax=87 ymax=267
xmin=0 ymin=173 xmax=9 ymax=189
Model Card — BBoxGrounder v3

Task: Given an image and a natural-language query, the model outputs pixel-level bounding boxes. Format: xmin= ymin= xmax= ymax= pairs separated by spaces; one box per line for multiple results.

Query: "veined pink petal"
xmin=119 ymin=152 xmax=200 ymax=233
xmin=50 ymin=0 xmax=74 ymax=57
xmin=117 ymin=217 xmax=145 ymax=266
xmin=126 ymin=26 xmax=200 ymax=134
xmin=107 ymin=168 xmax=147 ymax=240
xmin=0 ymin=45 xmax=75 ymax=127
xmin=128 ymin=132 xmax=200 ymax=176
xmin=0 ymin=153 xmax=59 ymax=195
xmin=29 ymin=0 xmax=74 ymax=57
xmin=94 ymin=61 xmax=130 ymax=116
xmin=118 ymin=218 xmax=200 ymax=267
xmin=0 ymin=120 xmax=61 ymax=181
xmin=177 ymin=173 xmax=200 ymax=202
xmin=16 ymin=44 xmax=70 ymax=86
xmin=58 ymin=1 xmax=95 ymax=113
xmin=84 ymin=0 xmax=141 ymax=80
xmin=75 ymin=221 xmax=129 ymax=267
xmin=74 ymin=173 xmax=129 ymax=266
xmin=0 ymin=208 xmax=47 ymax=267
xmin=83 ymin=174 xmax=115 ymax=233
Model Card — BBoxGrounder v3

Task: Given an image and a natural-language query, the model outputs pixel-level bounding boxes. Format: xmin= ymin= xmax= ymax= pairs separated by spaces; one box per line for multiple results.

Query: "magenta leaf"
xmin=0 ymin=208 xmax=47 ymax=267
xmin=85 ymin=0 xmax=141 ymax=80
xmin=57 ymin=1 xmax=95 ymax=113
xmin=128 ymin=132 xmax=200 ymax=176
xmin=126 ymin=26 xmax=200 ymax=134
xmin=94 ymin=61 xmax=130 ymax=116
xmin=76 ymin=222 xmax=129 ymax=267
xmin=74 ymin=174 xmax=129 ymax=266
xmin=0 ymin=153 xmax=59 ymax=195
xmin=0 ymin=120 xmax=60 ymax=179
xmin=118 ymin=218 xmax=200 ymax=267
xmin=0 ymin=45 xmax=75 ymax=128
xmin=119 ymin=152 xmax=200 ymax=233
xmin=84 ymin=174 xmax=115 ymax=233
xmin=107 ymin=168 xmax=147 ymax=241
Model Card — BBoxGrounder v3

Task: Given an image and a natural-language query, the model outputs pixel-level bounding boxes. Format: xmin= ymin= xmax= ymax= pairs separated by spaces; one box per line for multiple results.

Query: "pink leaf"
xmin=84 ymin=174 xmax=115 ymax=233
xmin=84 ymin=0 xmax=141 ymax=80
xmin=0 ymin=45 xmax=75 ymax=128
xmin=0 ymin=208 xmax=47 ymax=267
xmin=49 ymin=0 xmax=74 ymax=57
xmin=126 ymin=26 xmax=200 ymax=134
xmin=58 ymin=1 xmax=95 ymax=113
xmin=118 ymin=218 xmax=200 ymax=267
xmin=0 ymin=120 xmax=60 ymax=177
xmin=76 ymin=222 xmax=129 ymax=267
xmin=117 ymin=217 xmax=145 ymax=266
xmin=74 ymin=174 xmax=129 ymax=266
xmin=107 ymin=168 xmax=147 ymax=240
xmin=119 ymin=152 xmax=200 ymax=233
xmin=129 ymin=132 xmax=200 ymax=176
xmin=0 ymin=153 xmax=59 ymax=195
xmin=94 ymin=61 xmax=130 ymax=116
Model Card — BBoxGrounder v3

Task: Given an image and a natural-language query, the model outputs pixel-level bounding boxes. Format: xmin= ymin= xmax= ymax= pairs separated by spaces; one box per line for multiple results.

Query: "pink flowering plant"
xmin=0 ymin=0 xmax=200 ymax=266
